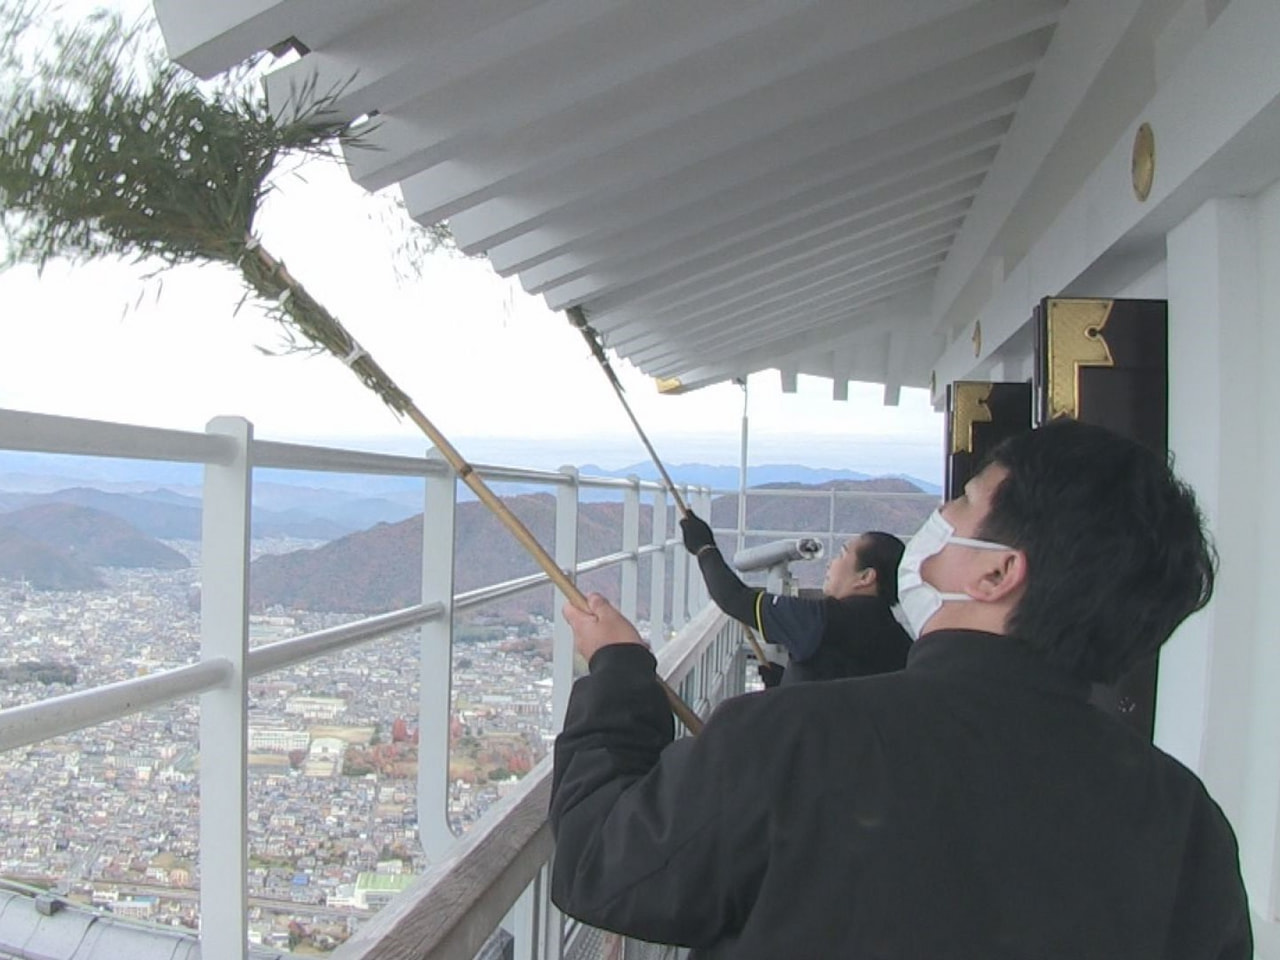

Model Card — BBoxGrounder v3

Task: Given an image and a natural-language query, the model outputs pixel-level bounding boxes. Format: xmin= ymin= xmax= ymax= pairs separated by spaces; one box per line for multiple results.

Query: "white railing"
xmin=0 ymin=407 xmax=719 ymax=959
xmin=0 ymin=406 xmax=921 ymax=960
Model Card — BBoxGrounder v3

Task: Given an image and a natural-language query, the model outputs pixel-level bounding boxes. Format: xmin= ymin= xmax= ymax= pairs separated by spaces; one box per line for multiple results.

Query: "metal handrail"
xmin=710 ymin=485 xmax=938 ymax=500
xmin=254 ymin=439 xmax=678 ymax=493
xmin=715 ymin=526 xmax=875 ymax=539
xmin=452 ymin=544 xmax=671 ymax=612
xmin=247 ymin=602 xmax=447 ymax=675
xmin=0 ymin=536 xmax=689 ymax=754
xmin=0 ymin=659 xmax=235 ymax=753
xmin=0 ymin=407 xmax=684 ymax=495
xmin=0 ymin=408 xmax=236 ymax=464
xmin=0 ymin=403 xmax=921 ymax=959
xmin=0 ymin=404 xmax=922 ymax=764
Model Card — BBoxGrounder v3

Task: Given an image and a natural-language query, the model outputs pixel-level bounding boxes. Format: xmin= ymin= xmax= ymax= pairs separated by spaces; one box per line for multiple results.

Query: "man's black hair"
xmin=856 ymin=531 xmax=906 ymax=605
xmin=979 ymin=418 xmax=1216 ymax=684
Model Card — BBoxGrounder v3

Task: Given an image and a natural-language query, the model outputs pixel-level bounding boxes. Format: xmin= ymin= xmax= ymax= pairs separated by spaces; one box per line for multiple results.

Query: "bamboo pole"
xmin=569 ymin=307 xmax=689 ymax=518
xmin=404 ymin=405 xmax=703 ymax=733
xmin=246 ymin=246 xmax=703 ymax=734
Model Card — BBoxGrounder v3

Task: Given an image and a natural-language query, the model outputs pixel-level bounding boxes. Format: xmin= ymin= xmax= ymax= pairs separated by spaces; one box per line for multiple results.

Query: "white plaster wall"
xmin=1112 ymin=258 xmax=1168 ymax=301
xmin=1161 ymin=201 xmax=1251 ymax=783
xmin=1246 ymin=177 xmax=1280 ymax=926
xmin=1161 ymin=181 xmax=1280 ymax=946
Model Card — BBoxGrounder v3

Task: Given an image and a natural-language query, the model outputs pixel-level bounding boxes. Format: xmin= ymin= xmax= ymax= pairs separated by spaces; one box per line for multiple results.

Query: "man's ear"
xmin=967 ymin=550 xmax=1027 ymax=603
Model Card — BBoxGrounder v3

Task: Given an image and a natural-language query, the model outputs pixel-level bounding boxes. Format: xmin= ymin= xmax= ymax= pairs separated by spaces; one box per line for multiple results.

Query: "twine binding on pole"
xmin=341 ymin=341 xmax=367 ymax=367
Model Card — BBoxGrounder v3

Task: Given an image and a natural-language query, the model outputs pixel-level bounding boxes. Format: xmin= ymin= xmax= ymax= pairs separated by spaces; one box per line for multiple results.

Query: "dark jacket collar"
xmin=907 ymin=629 xmax=1091 ymax=701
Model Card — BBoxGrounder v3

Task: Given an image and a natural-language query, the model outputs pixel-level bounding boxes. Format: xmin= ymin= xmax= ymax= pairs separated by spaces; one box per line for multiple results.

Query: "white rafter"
xmin=154 ymin=0 xmax=1083 ymax=397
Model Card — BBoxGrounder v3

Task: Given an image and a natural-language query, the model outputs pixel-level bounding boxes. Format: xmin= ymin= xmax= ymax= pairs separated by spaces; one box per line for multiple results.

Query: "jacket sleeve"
xmin=549 ymin=644 xmax=767 ymax=948
xmin=1166 ymin=787 xmax=1254 ymax=960
xmin=757 ymin=594 xmax=829 ymax=661
xmin=697 ymin=546 xmax=763 ymax=625
xmin=1214 ymin=909 xmax=1252 ymax=960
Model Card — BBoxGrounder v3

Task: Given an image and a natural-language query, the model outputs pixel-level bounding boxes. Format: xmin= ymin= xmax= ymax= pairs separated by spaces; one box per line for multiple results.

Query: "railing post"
xmin=504 ymin=883 xmax=538 ymax=960
xmin=419 ymin=449 xmax=457 ymax=861
xmin=553 ymin=467 xmax=579 ymax=732
xmin=621 ymin=475 xmax=640 ymax=622
xmin=199 ymin=416 xmax=252 ymax=960
xmin=539 ymin=860 xmax=564 ymax=960
xmin=649 ymin=487 xmax=668 ymax=648
xmin=829 ymin=488 xmax=838 ymax=559
xmin=671 ymin=484 xmax=689 ymax=629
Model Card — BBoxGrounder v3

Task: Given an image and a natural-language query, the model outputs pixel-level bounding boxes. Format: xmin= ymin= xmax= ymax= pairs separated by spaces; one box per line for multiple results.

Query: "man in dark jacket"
xmin=549 ymin=419 xmax=1250 ymax=959
xmin=679 ymin=513 xmax=910 ymax=684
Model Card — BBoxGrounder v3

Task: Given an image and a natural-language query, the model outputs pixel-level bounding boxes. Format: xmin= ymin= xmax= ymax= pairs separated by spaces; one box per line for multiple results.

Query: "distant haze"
xmin=0 ymin=434 xmax=943 ymax=495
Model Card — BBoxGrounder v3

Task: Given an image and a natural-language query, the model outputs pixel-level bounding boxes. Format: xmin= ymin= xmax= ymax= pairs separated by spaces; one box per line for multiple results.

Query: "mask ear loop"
xmin=934 ymin=539 xmax=1017 ymax=602
xmin=947 ymin=535 xmax=1014 ymax=552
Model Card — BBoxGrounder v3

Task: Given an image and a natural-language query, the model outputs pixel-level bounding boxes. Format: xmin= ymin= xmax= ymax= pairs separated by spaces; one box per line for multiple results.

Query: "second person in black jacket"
xmin=679 ymin=512 xmax=910 ymax=684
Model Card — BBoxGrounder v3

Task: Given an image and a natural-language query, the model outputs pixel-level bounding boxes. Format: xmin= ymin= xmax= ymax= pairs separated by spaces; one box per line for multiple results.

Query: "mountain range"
xmin=0 ymin=503 xmax=189 ymax=588
xmin=0 ymin=451 xmax=940 ymax=497
xmin=250 ymin=494 xmax=639 ymax=617
xmin=0 ymin=526 xmax=103 ymax=590
xmin=580 ymin=462 xmax=941 ymax=495
xmin=0 ymin=458 xmax=939 ymax=547
xmin=0 ymin=486 xmax=382 ymax=541
xmin=0 ymin=472 xmax=938 ymax=612
xmin=249 ymin=479 xmax=938 ymax=618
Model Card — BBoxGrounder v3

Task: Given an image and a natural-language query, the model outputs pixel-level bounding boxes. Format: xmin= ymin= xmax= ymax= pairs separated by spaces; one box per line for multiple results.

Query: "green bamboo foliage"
xmin=0 ymin=6 xmax=431 ymax=412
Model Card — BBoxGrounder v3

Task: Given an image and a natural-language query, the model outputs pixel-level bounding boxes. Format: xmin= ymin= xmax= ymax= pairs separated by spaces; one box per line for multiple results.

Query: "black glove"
xmin=757 ymin=662 xmax=785 ymax=688
xmin=680 ymin=510 xmax=716 ymax=556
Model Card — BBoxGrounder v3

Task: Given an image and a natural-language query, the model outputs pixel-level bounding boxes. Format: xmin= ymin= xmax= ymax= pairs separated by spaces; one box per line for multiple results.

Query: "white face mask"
xmin=897 ymin=509 xmax=1012 ymax=639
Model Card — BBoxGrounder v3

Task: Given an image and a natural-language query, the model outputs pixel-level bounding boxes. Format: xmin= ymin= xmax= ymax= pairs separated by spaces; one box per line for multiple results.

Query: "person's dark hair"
xmin=978 ymin=418 xmax=1216 ymax=684
xmin=856 ymin=532 xmax=906 ymax=605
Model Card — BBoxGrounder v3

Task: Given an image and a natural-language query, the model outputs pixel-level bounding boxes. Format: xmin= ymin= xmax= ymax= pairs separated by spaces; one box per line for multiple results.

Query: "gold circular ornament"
xmin=1132 ymin=122 xmax=1155 ymax=202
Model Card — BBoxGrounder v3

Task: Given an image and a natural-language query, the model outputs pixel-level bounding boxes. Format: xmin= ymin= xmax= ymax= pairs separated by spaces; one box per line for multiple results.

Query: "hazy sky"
xmin=0 ymin=4 xmax=945 ymax=481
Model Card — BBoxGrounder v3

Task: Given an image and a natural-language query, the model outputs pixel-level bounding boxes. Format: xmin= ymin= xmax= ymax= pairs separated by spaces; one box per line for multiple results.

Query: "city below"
xmin=0 ymin=469 xmax=930 ymax=953
xmin=0 ymin=543 xmax=562 ymax=954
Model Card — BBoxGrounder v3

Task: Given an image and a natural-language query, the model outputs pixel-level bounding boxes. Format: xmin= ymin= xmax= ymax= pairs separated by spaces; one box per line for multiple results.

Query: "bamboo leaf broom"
xmin=0 ymin=8 xmax=702 ymax=734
